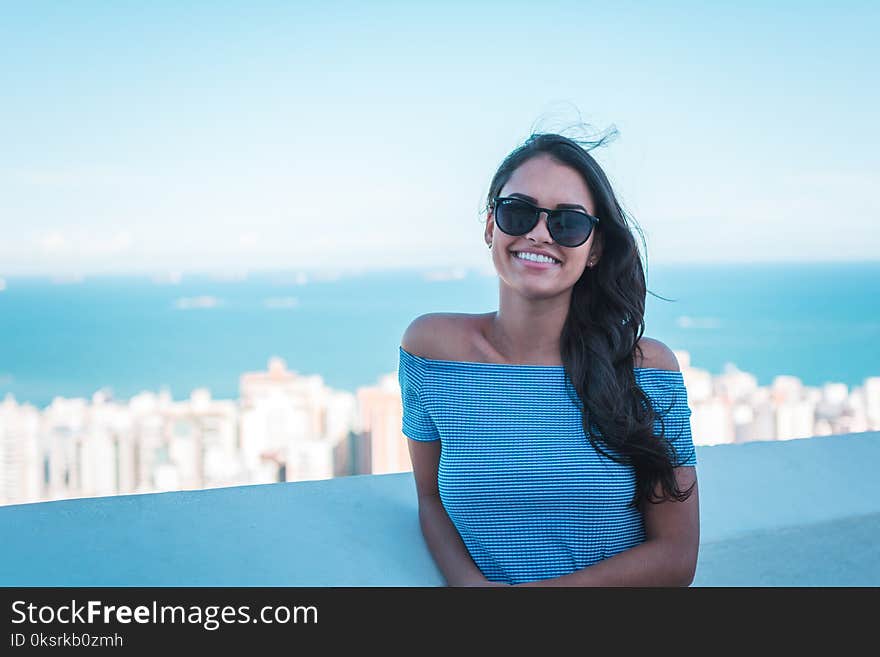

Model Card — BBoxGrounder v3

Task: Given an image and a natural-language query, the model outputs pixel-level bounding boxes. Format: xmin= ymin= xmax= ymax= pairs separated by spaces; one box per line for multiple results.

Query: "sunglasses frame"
xmin=491 ymin=196 xmax=600 ymax=248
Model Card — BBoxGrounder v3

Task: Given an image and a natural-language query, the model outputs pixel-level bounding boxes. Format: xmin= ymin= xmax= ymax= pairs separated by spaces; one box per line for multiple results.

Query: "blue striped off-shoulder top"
xmin=398 ymin=345 xmax=697 ymax=585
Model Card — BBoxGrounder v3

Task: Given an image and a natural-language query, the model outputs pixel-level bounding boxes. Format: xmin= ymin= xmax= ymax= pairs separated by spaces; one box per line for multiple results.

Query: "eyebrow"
xmin=508 ymin=192 xmax=588 ymax=213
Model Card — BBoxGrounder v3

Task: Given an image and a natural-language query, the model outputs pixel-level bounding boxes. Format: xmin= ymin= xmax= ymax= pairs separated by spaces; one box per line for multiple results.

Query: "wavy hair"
xmin=483 ymin=130 xmax=696 ymax=508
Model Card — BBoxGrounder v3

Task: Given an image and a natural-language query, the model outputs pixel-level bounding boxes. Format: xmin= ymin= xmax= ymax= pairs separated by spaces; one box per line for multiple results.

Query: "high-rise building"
xmin=864 ymin=377 xmax=880 ymax=430
xmin=239 ymin=357 xmax=353 ymax=483
xmin=691 ymin=397 xmax=735 ymax=446
xmin=359 ymin=372 xmax=411 ymax=475
xmin=0 ymin=394 xmax=41 ymax=505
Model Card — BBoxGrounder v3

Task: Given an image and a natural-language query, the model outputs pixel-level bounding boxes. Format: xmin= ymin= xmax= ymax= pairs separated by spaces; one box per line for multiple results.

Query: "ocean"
xmin=1 ymin=262 xmax=878 ymax=408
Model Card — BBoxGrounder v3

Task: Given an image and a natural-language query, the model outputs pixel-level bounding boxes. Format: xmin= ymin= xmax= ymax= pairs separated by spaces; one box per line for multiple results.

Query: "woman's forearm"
xmin=513 ymin=538 xmax=696 ymax=587
xmin=417 ymin=495 xmax=489 ymax=586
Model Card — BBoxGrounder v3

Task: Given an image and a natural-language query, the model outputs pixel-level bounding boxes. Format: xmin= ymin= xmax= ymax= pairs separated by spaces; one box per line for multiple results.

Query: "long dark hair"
xmin=484 ymin=129 xmax=696 ymax=509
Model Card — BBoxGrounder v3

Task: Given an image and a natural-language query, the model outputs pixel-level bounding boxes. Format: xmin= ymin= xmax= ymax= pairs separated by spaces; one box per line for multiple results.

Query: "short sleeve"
xmin=639 ymin=370 xmax=698 ymax=467
xmin=398 ymin=346 xmax=441 ymax=442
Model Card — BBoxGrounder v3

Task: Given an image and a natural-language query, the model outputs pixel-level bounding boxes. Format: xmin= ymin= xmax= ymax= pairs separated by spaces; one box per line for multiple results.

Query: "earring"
xmin=488 ymin=242 xmax=492 ymax=249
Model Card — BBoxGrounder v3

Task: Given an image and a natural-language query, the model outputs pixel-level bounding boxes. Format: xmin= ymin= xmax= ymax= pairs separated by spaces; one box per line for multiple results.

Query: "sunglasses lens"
xmin=495 ymin=199 xmax=537 ymax=235
xmin=549 ymin=211 xmax=594 ymax=247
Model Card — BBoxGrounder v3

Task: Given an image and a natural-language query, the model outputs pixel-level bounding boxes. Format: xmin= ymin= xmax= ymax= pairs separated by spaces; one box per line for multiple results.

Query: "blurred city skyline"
xmin=2 ymin=1 xmax=878 ymax=276
xmin=3 ymin=349 xmax=878 ymax=507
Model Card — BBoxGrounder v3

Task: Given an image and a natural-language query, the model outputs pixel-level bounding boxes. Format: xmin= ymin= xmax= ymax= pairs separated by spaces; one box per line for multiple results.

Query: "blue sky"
xmin=1 ymin=1 xmax=877 ymax=275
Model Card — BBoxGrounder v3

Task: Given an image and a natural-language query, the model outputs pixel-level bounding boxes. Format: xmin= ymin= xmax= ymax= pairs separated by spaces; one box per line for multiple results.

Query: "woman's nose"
xmin=525 ymin=211 xmax=554 ymax=241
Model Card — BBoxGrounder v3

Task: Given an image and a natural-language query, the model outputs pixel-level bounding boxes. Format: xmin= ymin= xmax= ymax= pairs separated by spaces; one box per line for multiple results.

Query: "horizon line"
xmin=2 ymin=258 xmax=880 ymax=280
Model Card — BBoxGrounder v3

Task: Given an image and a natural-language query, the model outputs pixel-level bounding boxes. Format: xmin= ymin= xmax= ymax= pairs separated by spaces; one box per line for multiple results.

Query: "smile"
xmin=511 ymin=251 xmax=562 ymax=266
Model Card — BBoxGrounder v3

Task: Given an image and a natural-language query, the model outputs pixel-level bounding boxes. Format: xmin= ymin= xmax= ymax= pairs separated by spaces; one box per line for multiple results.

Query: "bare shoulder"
xmin=401 ymin=312 xmax=486 ymax=361
xmin=634 ymin=337 xmax=681 ymax=371
xmin=400 ymin=313 xmax=455 ymax=358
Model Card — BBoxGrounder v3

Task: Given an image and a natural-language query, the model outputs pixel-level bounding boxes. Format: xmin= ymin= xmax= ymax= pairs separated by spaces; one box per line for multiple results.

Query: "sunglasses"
xmin=492 ymin=196 xmax=599 ymax=248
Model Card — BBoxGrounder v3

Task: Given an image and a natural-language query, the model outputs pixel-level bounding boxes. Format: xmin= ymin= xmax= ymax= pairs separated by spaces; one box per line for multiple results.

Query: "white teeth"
xmin=513 ymin=251 xmax=560 ymax=265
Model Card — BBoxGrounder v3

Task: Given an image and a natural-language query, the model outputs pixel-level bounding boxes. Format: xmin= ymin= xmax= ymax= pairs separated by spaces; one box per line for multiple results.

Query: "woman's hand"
xmin=458 ymin=576 xmax=510 ymax=587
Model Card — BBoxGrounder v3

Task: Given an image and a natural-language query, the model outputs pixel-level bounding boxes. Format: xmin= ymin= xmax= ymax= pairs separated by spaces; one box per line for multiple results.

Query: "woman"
xmin=398 ymin=131 xmax=699 ymax=587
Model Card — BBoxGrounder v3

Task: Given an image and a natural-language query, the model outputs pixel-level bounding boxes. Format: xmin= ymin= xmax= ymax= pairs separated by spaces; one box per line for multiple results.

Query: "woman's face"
xmin=486 ymin=154 xmax=601 ymax=297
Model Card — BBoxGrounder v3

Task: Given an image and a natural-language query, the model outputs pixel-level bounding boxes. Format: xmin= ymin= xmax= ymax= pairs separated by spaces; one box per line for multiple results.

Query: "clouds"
xmin=238 ymin=232 xmax=260 ymax=248
xmin=36 ymin=229 xmax=134 ymax=257
xmin=4 ymin=159 xmax=877 ymax=275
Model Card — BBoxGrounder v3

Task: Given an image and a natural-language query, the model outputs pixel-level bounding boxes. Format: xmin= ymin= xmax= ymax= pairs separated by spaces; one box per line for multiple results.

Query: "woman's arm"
xmin=514 ymin=466 xmax=700 ymax=587
xmin=401 ymin=315 xmax=507 ymax=586
xmin=408 ymin=439 xmax=504 ymax=586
